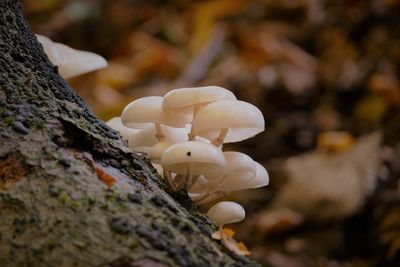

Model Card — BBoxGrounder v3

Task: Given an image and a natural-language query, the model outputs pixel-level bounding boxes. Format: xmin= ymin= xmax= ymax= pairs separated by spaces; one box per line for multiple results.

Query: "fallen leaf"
xmin=273 ymin=132 xmax=382 ymax=220
xmin=212 ymin=227 xmax=250 ymax=256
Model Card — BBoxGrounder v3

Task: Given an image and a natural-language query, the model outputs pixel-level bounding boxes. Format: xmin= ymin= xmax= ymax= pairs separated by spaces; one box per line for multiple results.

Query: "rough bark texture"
xmin=0 ymin=1 xmax=260 ymax=266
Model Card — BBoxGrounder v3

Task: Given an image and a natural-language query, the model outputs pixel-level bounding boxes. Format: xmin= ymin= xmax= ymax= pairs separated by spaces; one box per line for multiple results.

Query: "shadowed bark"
xmin=0 ymin=1 xmax=260 ymax=266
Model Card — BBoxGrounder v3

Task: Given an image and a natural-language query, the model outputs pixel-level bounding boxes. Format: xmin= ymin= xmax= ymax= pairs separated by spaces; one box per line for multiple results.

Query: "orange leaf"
xmin=221 ymin=227 xmax=235 ymax=238
xmin=237 ymin=242 xmax=251 ymax=255
xmin=95 ymin=166 xmax=116 ymax=188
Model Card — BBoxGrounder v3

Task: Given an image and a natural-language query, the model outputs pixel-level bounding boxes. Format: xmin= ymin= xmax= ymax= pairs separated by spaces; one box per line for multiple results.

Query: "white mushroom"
xmin=35 ymin=34 xmax=64 ymax=66
xmin=193 ymin=152 xmax=258 ymax=203
xmin=192 ymin=100 xmax=265 ymax=146
xmin=162 ymin=86 xmax=236 ymax=140
xmin=246 ymin=162 xmax=270 ymax=189
xmin=161 ymin=141 xmax=226 ymax=189
xmin=192 ymin=162 xmax=269 ymax=205
xmin=128 ymin=125 xmax=188 ymax=153
xmin=188 ymin=175 xmax=209 ymax=194
xmin=121 ymin=96 xmax=187 ymax=141
xmin=215 ymin=157 xmax=267 ymax=192
xmin=106 ymin=117 xmax=138 ymax=141
xmin=207 ymin=201 xmax=245 ymax=227
xmin=148 ymin=142 xmax=173 ymax=164
xmin=35 ymin=34 xmax=107 ymax=79
xmin=210 ymin=152 xmax=257 ymax=182
xmin=162 ymin=86 xmax=236 ymax=122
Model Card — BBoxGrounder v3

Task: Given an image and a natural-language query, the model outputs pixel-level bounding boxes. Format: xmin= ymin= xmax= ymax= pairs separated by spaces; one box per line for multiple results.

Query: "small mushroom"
xmin=188 ymin=175 xmax=208 ymax=194
xmin=245 ymin=162 xmax=270 ymax=188
xmin=35 ymin=34 xmax=64 ymax=66
xmin=148 ymin=142 xmax=173 ymax=164
xmin=162 ymin=86 xmax=236 ymax=140
xmin=207 ymin=201 xmax=245 ymax=227
xmin=192 ymin=152 xmax=258 ymax=203
xmin=210 ymin=151 xmax=257 ymax=183
xmin=128 ymin=125 xmax=188 ymax=153
xmin=121 ymin=96 xmax=187 ymax=141
xmin=192 ymin=157 xmax=269 ymax=205
xmin=106 ymin=117 xmax=138 ymax=141
xmin=161 ymin=141 xmax=226 ymax=189
xmin=192 ymin=100 xmax=265 ymax=146
xmin=162 ymin=86 xmax=236 ymax=122
xmin=35 ymin=34 xmax=107 ymax=79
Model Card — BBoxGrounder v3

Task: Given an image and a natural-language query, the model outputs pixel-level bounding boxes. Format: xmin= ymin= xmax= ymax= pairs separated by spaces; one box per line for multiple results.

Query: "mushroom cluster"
xmin=107 ymin=86 xmax=269 ymax=229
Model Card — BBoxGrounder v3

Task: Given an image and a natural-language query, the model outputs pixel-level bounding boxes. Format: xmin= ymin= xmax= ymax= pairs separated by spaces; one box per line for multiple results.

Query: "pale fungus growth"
xmin=35 ymin=34 xmax=107 ymax=79
xmin=161 ymin=141 xmax=226 ymax=189
xmin=148 ymin=142 xmax=173 ymax=164
xmin=106 ymin=117 xmax=138 ymax=141
xmin=207 ymin=201 xmax=246 ymax=227
xmin=116 ymin=85 xmax=269 ymax=243
xmin=209 ymin=151 xmax=258 ymax=183
xmin=162 ymin=86 xmax=237 ymax=139
xmin=246 ymin=162 xmax=270 ymax=188
xmin=191 ymin=151 xmax=258 ymax=204
xmin=191 ymin=100 xmax=265 ymax=146
xmin=121 ymin=96 xmax=187 ymax=141
xmin=35 ymin=34 xmax=64 ymax=66
xmin=128 ymin=125 xmax=188 ymax=153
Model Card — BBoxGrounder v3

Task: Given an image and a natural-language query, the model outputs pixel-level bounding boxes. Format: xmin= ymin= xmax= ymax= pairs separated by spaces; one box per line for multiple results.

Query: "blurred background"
xmin=24 ymin=0 xmax=400 ymax=266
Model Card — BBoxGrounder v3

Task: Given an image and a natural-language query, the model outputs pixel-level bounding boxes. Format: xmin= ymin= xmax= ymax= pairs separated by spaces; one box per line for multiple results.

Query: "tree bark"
xmin=0 ymin=1 xmax=260 ymax=266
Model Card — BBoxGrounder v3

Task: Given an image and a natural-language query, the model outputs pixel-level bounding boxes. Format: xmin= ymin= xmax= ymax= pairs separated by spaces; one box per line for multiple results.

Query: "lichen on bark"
xmin=0 ymin=1 xmax=260 ymax=266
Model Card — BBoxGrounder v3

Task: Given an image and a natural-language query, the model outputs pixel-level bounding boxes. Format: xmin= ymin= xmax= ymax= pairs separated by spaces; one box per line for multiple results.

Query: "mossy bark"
xmin=0 ymin=1 xmax=260 ymax=266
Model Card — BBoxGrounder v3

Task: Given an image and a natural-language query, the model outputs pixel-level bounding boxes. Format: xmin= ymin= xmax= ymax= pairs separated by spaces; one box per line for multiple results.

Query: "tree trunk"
xmin=0 ymin=1 xmax=260 ymax=266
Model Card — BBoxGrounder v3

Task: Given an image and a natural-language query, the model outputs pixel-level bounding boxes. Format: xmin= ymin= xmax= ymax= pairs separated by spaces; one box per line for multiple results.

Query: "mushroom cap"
xmin=208 ymin=152 xmax=258 ymax=192
xmin=208 ymin=151 xmax=256 ymax=180
xmin=207 ymin=201 xmax=245 ymax=226
xmin=214 ymin=161 xmax=269 ymax=192
xmin=162 ymin=86 xmax=236 ymax=122
xmin=148 ymin=142 xmax=173 ymax=164
xmin=106 ymin=117 xmax=138 ymax=141
xmin=121 ymin=96 xmax=186 ymax=128
xmin=246 ymin=162 xmax=269 ymax=188
xmin=36 ymin=34 xmax=107 ymax=79
xmin=35 ymin=34 xmax=64 ymax=66
xmin=54 ymin=43 xmax=108 ymax=79
xmin=128 ymin=125 xmax=188 ymax=153
xmin=192 ymin=100 xmax=265 ymax=143
xmin=161 ymin=141 xmax=226 ymax=176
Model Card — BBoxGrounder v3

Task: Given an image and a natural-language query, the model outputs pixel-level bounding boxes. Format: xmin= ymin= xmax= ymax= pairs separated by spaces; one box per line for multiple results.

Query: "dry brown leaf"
xmin=274 ymin=132 xmax=382 ymax=220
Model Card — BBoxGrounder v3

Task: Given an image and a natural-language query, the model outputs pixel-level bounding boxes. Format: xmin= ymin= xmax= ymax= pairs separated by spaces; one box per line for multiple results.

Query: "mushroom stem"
xmin=192 ymin=191 xmax=210 ymax=202
xmin=188 ymin=175 xmax=200 ymax=190
xmin=211 ymin=128 xmax=228 ymax=146
xmin=192 ymin=175 xmax=225 ymax=201
xmin=188 ymin=105 xmax=201 ymax=141
xmin=185 ymin=160 xmax=194 ymax=190
xmin=174 ymin=174 xmax=186 ymax=190
xmin=163 ymin=170 xmax=175 ymax=190
xmin=154 ymin=123 xmax=165 ymax=141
